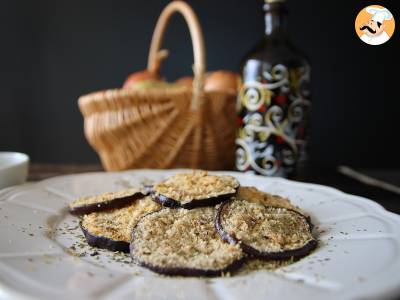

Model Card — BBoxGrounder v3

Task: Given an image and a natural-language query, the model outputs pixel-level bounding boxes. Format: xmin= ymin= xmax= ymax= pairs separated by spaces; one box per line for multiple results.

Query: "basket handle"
xmin=147 ymin=1 xmax=206 ymax=110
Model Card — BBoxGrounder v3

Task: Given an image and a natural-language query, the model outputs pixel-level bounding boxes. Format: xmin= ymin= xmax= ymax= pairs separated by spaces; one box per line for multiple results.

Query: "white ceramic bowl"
xmin=0 ymin=152 xmax=29 ymax=189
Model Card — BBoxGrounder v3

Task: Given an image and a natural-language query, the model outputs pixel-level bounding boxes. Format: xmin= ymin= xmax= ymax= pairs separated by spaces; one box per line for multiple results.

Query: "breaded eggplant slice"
xmin=69 ymin=188 xmax=146 ymax=215
xmin=216 ymin=199 xmax=317 ymax=260
xmin=80 ymin=196 xmax=161 ymax=252
xmin=236 ymin=186 xmax=314 ymax=229
xmin=130 ymin=207 xmax=245 ymax=276
xmin=153 ymin=171 xmax=239 ymax=209
xmin=236 ymin=186 xmax=313 ymax=225
xmin=236 ymin=186 xmax=299 ymax=211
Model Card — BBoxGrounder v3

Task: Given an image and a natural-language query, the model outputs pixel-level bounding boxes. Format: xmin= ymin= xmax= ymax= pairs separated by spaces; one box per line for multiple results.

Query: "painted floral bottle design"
xmin=236 ymin=0 xmax=311 ymax=179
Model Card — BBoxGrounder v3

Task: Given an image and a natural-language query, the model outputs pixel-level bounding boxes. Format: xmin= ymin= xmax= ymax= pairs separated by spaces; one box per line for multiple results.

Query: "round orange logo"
xmin=355 ymin=5 xmax=395 ymax=45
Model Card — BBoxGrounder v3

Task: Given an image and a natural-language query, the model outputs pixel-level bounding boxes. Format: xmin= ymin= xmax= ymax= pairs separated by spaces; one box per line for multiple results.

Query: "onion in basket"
xmin=175 ymin=71 xmax=240 ymax=93
xmin=175 ymin=76 xmax=193 ymax=88
xmin=204 ymin=70 xmax=240 ymax=93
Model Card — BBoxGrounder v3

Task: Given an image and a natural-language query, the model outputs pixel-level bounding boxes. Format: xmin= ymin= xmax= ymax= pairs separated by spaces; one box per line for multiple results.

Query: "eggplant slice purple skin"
xmin=152 ymin=191 xmax=237 ymax=209
xmin=131 ymin=254 xmax=246 ymax=277
xmin=80 ymin=222 xmax=130 ymax=253
xmin=69 ymin=192 xmax=146 ymax=216
xmin=215 ymin=200 xmax=318 ymax=260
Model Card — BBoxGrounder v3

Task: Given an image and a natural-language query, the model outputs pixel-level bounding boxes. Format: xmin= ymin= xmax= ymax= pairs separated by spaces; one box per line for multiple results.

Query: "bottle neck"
xmin=264 ymin=2 xmax=288 ymax=39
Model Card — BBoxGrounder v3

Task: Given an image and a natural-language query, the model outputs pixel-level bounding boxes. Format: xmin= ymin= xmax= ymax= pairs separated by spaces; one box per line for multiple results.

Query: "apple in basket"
xmin=175 ymin=70 xmax=240 ymax=93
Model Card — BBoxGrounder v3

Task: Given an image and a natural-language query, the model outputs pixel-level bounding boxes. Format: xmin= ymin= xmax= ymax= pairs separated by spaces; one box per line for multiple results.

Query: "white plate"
xmin=0 ymin=169 xmax=399 ymax=300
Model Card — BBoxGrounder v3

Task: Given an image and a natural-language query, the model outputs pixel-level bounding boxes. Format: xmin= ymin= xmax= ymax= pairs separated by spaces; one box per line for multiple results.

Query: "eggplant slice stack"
xmin=152 ymin=171 xmax=239 ymax=209
xmin=69 ymin=171 xmax=317 ymax=277
xmin=81 ymin=196 xmax=161 ymax=252
xmin=131 ymin=207 xmax=245 ymax=276
xmin=69 ymin=188 xmax=146 ymax=216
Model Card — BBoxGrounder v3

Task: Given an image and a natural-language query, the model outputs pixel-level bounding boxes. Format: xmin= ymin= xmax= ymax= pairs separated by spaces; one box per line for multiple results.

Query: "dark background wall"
xmin=0 ymin=0 xmax=399 ymax=168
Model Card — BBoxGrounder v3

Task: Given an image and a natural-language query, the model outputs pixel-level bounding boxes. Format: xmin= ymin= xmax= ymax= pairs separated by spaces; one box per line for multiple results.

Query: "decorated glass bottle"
xmin=236 ymin=0 xmax=311 ymax=179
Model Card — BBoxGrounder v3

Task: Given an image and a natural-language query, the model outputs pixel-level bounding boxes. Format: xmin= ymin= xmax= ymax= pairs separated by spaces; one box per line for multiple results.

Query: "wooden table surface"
xmin=28 ymin=164 xmax=400 ymax=215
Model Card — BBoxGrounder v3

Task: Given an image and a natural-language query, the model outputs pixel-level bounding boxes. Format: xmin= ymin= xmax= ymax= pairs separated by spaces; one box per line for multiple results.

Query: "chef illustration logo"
xmin=355 ymin=5 xmax=395 ymax=45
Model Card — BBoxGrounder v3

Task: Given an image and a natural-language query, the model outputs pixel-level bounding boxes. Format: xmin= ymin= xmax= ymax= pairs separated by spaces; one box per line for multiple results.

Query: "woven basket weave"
xmin=78 ymin=1 xmax=236 ymax=171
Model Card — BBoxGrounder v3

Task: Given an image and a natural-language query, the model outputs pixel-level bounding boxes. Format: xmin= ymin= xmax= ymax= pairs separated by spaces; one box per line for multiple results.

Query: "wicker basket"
xmin=78 ymin=1 xmax=236 ymax=171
